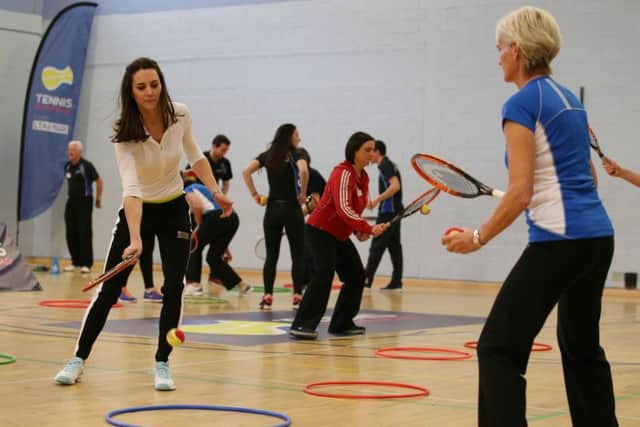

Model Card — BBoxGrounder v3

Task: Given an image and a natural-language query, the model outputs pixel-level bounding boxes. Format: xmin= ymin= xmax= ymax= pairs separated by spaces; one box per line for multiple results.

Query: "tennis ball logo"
xmin=166 ymin=328 xmax=185 ymax=347
xmin=41 ymin=66 xmax=74 ymax=91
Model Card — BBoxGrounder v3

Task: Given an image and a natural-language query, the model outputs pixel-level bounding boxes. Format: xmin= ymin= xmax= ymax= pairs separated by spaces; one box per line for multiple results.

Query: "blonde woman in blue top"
xmin=442 ymin=8 xmax=617 ymax=426
xmin=55 ymin=57 xmax=232 ymax=391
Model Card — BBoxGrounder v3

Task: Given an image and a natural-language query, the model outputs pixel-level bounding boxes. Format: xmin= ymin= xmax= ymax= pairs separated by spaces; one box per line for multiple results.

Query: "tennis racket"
xmin=254 ymin=232 xmax=287 ymax=261
xmin=588 ymin=125 xmax=609 ymax=161
xmin=82 ymin=255 xmax=138 ymax=292
xmin=386 ymin=187 xmax=440 ymax=225
xmin=411 ymin=153 xmax=505 ymax=199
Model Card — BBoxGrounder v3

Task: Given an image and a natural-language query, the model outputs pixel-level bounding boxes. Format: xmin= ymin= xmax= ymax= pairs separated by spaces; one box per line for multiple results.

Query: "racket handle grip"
xmin=492 ymin=189 xmax=505 ymax=198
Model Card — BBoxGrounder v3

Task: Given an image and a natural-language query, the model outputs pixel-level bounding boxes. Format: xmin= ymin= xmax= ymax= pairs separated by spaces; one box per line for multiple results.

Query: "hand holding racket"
xmin=411 ymin=153 xmax=505 ymax=199
xmin=82 ymin=255 xmax=137 ymax=292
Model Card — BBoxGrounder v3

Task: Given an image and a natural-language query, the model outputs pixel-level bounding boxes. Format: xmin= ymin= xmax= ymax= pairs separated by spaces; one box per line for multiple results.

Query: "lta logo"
xmin=41 ymin=65 xmax=74 ymax=91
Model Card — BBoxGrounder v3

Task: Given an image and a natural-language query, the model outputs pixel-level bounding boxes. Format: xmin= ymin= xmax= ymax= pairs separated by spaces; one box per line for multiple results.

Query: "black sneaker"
xmin=289 ymin=326 xmax=318 ymax=340
xmin=329 ymin=325 xmax=366 ymax=336
xmin=381 ymin=283 xmax=402 ymax=290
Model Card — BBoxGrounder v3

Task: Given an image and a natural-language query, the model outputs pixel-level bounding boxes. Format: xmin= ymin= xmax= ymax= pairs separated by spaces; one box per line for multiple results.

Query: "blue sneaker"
xmin=119 ymin=287 xmax=137 ymax=303
xmin=143 ymin=288 xmax=163 ymax=302
xmin=55 ymin=357 xmax=84 ymax=385
xmin=154 ymin=361 xmax=176 ymax=391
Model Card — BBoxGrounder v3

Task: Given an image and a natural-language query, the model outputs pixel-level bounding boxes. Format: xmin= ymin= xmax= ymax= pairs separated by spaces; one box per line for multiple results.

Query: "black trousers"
xmin=138 ymin=233 xmax=155 ymax=288
xmin=75 ymin=196 xmax=191 ymax=362
xmin=263 ymin=201 xmax=305 ymax=294
xmin=186 ymin=210 xmax=241 ymax=289
xmin=64 ymin=197 xmax=94 ymax=268
xmin=364 ymin=214 xmax=402 ymax=287
xmin=477 ymin=237 xmax=618 ymax=427
xmin=292 ymin=225 xmax=365 ymax=332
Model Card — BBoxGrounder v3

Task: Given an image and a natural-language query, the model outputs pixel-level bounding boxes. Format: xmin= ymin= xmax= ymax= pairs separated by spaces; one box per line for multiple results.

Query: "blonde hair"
xmin=496 ymin=6 xmax=561 ymax=75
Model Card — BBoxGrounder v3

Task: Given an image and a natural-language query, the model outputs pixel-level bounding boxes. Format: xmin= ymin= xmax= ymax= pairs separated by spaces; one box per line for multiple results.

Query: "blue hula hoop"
xmin=105 ymin=404 xmax=291 ymax=427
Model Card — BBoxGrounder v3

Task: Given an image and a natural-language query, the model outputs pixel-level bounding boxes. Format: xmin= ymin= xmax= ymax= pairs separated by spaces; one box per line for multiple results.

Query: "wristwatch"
xmin=473 ymin=229 xmax=485 ymax=247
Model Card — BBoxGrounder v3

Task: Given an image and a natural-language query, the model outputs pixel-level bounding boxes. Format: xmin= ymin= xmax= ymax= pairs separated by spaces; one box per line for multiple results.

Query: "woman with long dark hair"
xmin=243 ymin=124 xmax=308 ymax=309
xmin=54 ymin=57 xmax=232 ymax=391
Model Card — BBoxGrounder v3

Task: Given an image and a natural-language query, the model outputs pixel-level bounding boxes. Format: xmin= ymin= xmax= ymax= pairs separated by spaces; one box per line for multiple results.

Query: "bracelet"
xmin=472 ymin=229 xmax=485 ymax=247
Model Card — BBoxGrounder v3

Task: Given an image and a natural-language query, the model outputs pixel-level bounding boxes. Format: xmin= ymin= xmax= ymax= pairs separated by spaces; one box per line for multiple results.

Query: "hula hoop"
xmin=284 ymin=282 xmax=342 ymax=290
xmin=105 ymin=404 xmax=291 ymax=427
xmin=376 ymin=347 xmax=472 ymax=361
xmin=250 ymin=286 xmax=290 ymax=294
xmin=39 ymin=300 xmax=122 ymax=309
xmin=304 ymin=381 xmax=429 ymax=399
xmin=183 ymin=296 xmax=228 ymax=305
xmin=463 ymin=341 xmax=553 ymax=352
xmin=0 ymin=353 xmax=16 ymax=365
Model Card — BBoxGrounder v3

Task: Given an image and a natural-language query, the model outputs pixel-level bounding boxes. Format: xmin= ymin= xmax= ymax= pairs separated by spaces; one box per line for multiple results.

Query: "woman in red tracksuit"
xmin=289 ymin=132 xmax=387 ymax=339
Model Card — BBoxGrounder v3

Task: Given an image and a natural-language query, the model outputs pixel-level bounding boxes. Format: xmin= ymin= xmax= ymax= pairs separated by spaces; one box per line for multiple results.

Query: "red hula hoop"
xmin=304 ymin=381 xmax=429 ymax=399
xmin=39 ymin=300 xmax=123 ymax=309
xmin=376 ymin=347 xmax=472 ymax=361
xmin=463 ymin=340 xmax=552 ymax=352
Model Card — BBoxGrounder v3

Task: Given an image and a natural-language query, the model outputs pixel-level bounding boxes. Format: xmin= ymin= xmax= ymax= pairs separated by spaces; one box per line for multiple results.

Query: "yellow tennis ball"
xmin=259 ymin=195 xmax=267 ymax=206
xmin=166 ymin=328 xmax=185 ymax=347
xmin=420 ymin=204 xmax=431 ymax=215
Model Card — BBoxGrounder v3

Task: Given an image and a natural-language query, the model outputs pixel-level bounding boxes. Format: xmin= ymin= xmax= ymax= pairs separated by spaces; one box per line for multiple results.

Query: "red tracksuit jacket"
xmin=307 ymin=160 xmax=373 ymax=241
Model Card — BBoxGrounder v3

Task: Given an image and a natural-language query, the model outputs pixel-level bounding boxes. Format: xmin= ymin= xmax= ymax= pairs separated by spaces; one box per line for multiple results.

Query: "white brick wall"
xmin=16 ymin=0 xmax=640 ymax=285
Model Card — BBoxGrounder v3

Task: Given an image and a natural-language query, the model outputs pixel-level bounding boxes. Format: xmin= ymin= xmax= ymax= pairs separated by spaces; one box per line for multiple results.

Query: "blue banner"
xmin=18 ymin=2 xmax=97 ymax=221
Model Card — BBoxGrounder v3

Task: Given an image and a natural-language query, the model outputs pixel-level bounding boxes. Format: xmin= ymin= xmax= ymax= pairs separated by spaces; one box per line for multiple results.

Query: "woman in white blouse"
xmin=55 ymin=57 xmax=232 ymax=391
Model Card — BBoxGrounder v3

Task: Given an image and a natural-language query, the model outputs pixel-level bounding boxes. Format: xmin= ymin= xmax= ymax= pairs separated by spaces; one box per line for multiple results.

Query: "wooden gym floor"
xmin=0 ymin=259 xmax=638 ymax=426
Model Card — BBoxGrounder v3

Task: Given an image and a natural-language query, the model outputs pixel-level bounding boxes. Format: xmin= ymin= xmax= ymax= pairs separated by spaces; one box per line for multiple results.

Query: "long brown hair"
xmin=112 ymin=57 xmax=177 ymax=142
xmin=265 ymin=123 xmax=297 ymax=175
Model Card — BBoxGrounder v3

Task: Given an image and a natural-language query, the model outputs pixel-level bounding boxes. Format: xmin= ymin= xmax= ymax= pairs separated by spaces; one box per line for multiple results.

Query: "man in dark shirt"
xmin=63 ymin=140 xmax=103 ymax=273
xmin=364 ymin=140 xmax=403 ymax=290
xmin=187 ymin=134 xmax=233 ymax=193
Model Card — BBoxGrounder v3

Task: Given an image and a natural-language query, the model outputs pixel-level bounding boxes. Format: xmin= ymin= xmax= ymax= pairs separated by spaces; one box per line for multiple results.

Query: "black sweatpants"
xmin=292 ymin=225 xmax=366 ymax=333
xmin=64 ymin=196 xmax=94 ymax=268
xmin=138 ymin=233 xmax=155 ymax=288
xmin=263 ymin=201 xmax=305 ymax=294
xmin=186 ymin=210 xmax=241 ymax=289
xmin=364 ymin=214 xmax=403 ymax=287
xmin=477 ymin=236 xmax=617 ymax=427
xmin=75 ymin=196 xmax=191 ymax=362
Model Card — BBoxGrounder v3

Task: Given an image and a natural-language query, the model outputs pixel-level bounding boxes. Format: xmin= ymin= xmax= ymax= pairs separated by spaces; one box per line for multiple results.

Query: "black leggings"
xmin=64 ymin=197 xmax=94 ymax=268
xmin=186 ymin=211 xmax=241 ymax=289
xmin=292 ymin=225 xmax=365 ymax=332
xmin=75 ymin=196 xmax=191 ymax=362
xmin=477 ymin=236 xmax=617 ymax=427
xmin=262 ymin=201 xmax=305 ymax=294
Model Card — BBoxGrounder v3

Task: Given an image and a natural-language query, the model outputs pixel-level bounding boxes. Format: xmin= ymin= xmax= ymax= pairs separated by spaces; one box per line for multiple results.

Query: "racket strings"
xmin=415 ymin=158 xmax=478 ymax=196
xmin=403 ymin=192 xmax=435 ymax=216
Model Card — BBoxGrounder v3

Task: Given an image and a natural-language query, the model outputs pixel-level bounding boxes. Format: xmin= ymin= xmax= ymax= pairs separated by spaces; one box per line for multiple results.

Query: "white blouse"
xmin=114 ymin=102 xmax=204 ymax=202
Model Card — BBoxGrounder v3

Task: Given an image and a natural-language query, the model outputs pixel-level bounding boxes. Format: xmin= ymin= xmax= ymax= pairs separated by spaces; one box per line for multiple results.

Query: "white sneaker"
xmin=63 ymin=265 xmax=76 ymax=272
xmin=207 ymin=281 xmax=226 ymax=297
xmin=80 ymin=266 xmax=90 ymax=274
xmin=55 ymin=357 xmax=84 ymax=385
xmin=237 ymin=282 xmax=252 ymax=296
xmin=184 ymin=283 xmax=203 ymax=296
xmin=154 ymin=361 xmax=176 ymax=391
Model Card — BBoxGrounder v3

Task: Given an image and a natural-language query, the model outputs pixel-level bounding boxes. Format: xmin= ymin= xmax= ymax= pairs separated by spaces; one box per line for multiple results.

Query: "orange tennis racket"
xmin=82 ymin=255 xmax=137 ymax=292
